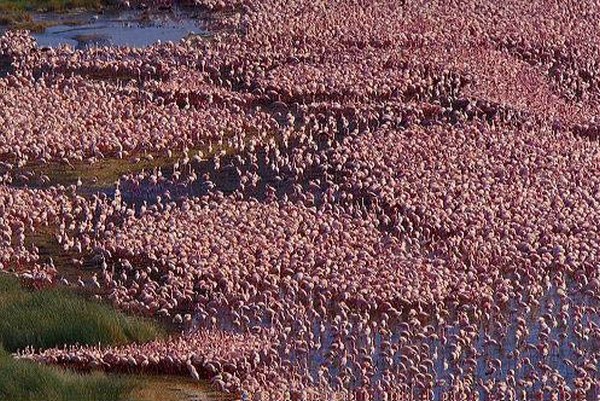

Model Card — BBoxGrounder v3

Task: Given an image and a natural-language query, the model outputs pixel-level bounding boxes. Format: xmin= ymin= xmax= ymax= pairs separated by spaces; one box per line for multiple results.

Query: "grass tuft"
xmin=0 ymin=0 xmax=107 ymax=13
xmin=0 ymin=0 xmax=112 ymax=30
xmin=0 ymin=273 xmax=164 ymax=353
xmin=0 ymin=273 xmax=165 ymax=400
xmin=0 ymin=347 xmax=133 ymax=401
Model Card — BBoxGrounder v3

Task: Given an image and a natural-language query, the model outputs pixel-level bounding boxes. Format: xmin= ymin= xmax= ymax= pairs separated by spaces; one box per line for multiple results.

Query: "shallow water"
xmin=1 ymin=8 xmax=204 ymax=49
xmin=0 ymin=55 xmax=12 ymax=78
xmin=35 ymin=13 xmax=202 ymax=49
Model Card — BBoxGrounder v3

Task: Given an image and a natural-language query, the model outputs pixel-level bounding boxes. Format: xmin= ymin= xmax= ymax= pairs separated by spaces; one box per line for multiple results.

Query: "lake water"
xmin=1 ymin=8 xmax=205 ymax=49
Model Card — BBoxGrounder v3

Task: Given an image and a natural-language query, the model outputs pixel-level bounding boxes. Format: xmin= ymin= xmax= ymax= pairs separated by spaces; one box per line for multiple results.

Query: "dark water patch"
xmin=0 ymin=54 xmax=12 ymax=77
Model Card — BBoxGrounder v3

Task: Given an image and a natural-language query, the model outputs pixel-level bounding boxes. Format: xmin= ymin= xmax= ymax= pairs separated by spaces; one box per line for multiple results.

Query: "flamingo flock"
xmin=4 ymin=0 xmax=600 ymax=399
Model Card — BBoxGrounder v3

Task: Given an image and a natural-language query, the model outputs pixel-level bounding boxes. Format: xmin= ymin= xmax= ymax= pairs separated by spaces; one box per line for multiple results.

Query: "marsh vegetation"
xmin=0 ymin=274 xmax=164 ymax=401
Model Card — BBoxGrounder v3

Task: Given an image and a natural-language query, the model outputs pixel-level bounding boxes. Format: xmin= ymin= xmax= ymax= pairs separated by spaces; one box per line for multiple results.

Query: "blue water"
xmin=31 ymin=10 xmax=203 ymax=49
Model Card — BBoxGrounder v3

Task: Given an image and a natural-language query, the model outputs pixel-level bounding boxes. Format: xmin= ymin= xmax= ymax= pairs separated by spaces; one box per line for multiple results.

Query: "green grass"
xmin=0 ymin=7 xmax=41 ymax=31
xmin=0 ymin=273 xmax=166 ymax=400
xmin=0 ymin=0 xmax=107 ymax=13
xmin=0 ymin=347 xmax=132 ymax=401
xmin=0 ymin=0 xmax=111 ymax=31
xmin=0 ymin=273 xmax=164 ymax=353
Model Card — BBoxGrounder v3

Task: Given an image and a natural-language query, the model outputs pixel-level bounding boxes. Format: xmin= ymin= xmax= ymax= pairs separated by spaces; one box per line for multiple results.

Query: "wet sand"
xmin=127 ymin=375 xmax=232 ymax=401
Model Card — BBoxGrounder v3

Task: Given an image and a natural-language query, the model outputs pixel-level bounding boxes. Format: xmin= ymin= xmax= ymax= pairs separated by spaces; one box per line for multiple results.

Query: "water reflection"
xmin=33 ymin=10 xmax=202 ymax=49
xmin=0 ymin=7 xmax=204 ymax=48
